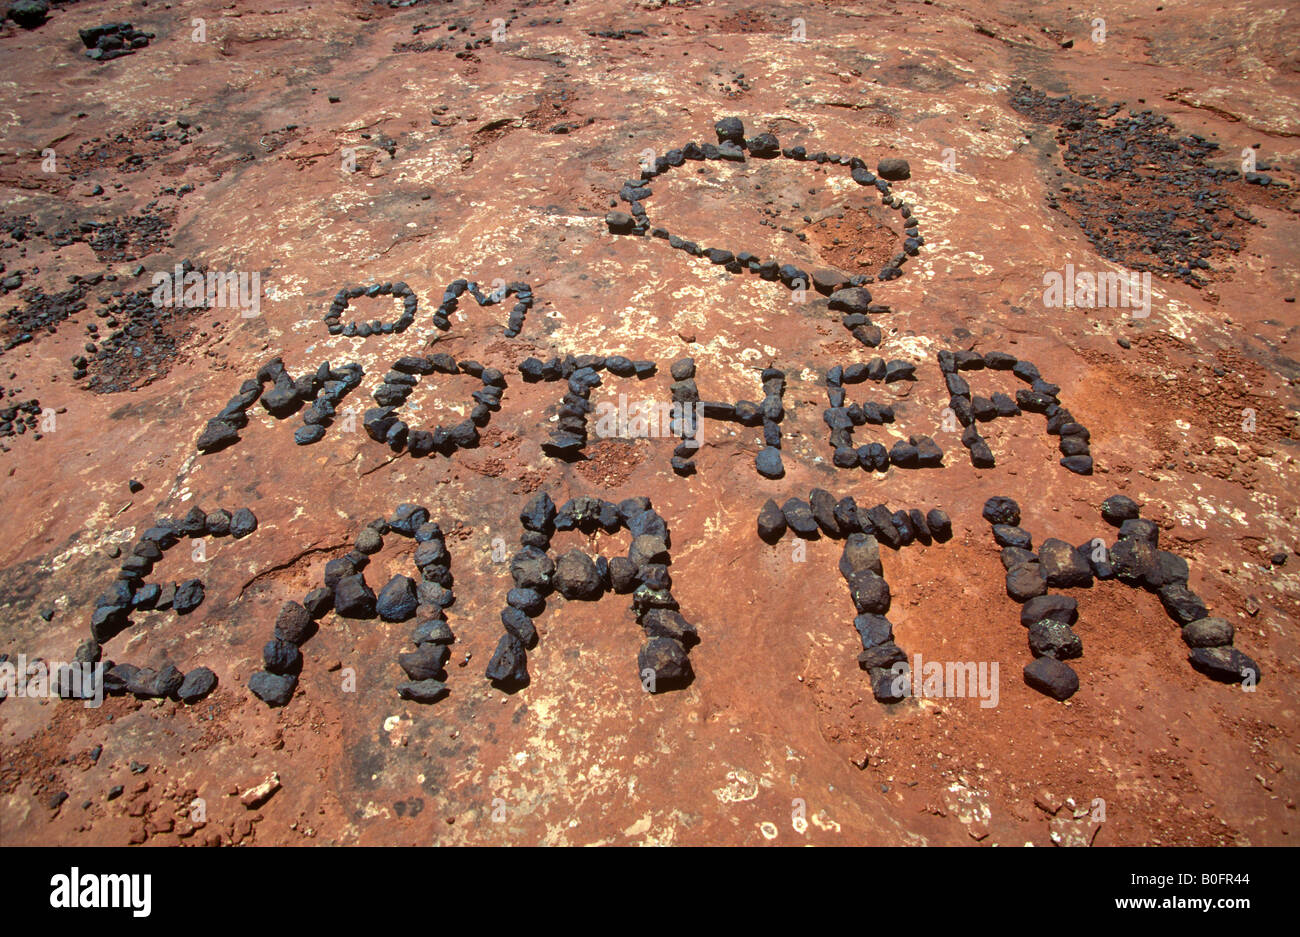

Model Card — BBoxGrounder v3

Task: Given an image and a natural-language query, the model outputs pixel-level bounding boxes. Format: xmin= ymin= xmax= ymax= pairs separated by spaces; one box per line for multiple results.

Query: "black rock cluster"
xmin=758 ymin=492 xmax=951 ymax=549
xmin=248 ymin=597 xmax=314 ymax=707
xmin=490 ymin=492 xmax=697 ymax=693
xmin=364 ymin=355 xmax=500 ymax=455
xmin=248 ymin=600 xmax=311 ymax=707
xmin=79 ymin=23 xmax=154 ymax=61
xmin=323 ymin=278 xmax=532 ymax=338
xmin=665 ymin=357 xmax=787 ymax=477
xmin=1010 ymin=84 xmax=1284 ymax=287
xmin=521 ymin=353 xmax=787 ymax=478
xmin=939 ymin=349 xmax=1092 ymax=475
xmin=100 ymin=659 xmax=217 ymax=704
xmin=827 ymin=284 xmax=893 ymax=348
xmin=605 ymin=117 xmax=923 ymax=287
xmin=90 ymin=508 xmax=254 ymax=643
xmin=0 ymin=395 xmax=43 ymax=449
xmin=4 ymin=280 xmax=87 ymax=354
xmin=984 ymin=494 xmax=1261 ymax=701
xmin=195 ymin=356 xmax=364 ymax=452
xmin=86 ymin=508 xmax=257 ymax=703
xmin=823 ymin=358 xmax=943 ymax=470
xmin=86 ymin=213 xmax=172 ymax=263
xmin=519 ymin=353 xmax=656 ymax=458
xmin=5 ymin=1 xmax=48 ymax=29
xmin=60 ymin=270 xmax=200 ymax=394
xmin=757 ymin=491 xmax=951 ymax=702
xmin=981 ymin=496 xmax=1085 ymax=700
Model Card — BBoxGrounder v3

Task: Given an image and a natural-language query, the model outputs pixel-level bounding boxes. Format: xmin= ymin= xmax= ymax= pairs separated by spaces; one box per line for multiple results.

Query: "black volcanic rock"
xmin=982 ymin=496 xmax=1020 ymax=526
xmin=638 ymin=636 xmax=692 ymax=691
xmin=376 ymin=575 xmax=419 ymax=622
xmin=846 ymin=569 xmax=890 ymax=614
xmin=1101 ymin=495 xmax=1140 ymax=525
xmin=757 ymin=499 xmax=787 ymax=542
xmin=1188 ymin=647 xmax=1261 ymax=684
xmin=781 ymin=498 xmax=818 ymax=538
xmin=274 ymin=601 xmax=314 ymax=644
xmin=399 ymin=643 xmax=450 ymax=680
xmin=1039 ymin=538 xmax=1093 ymax=588
xmin=714 ymin=116 xmax=744 ymax=144
xmin=1023 ymin=657 xmax=1079 ymax=700
xmin=485 ymin=632 xmax=529 ymax=687
xmin=1006 ymin=562 xmax=1047 ymax=601
xmin=554 ymin=548 xmax=603 ymax=600
xmin=1020 ymin=594 xmax=1078 ymax=628
xmin=333 ymin=574 xmax=376 ymax=618
xmin=876 ymin=157 xmax=910 ymax=180
xmin=249 ymin=670 xmax=297 ymax=707
xmin=1027 ymin=619 xmax=1083 ymax=660
xmin=397 ymin=679 xmax=449 ymax=703
xmin=177 ymin=667 xmax=217 ymax=703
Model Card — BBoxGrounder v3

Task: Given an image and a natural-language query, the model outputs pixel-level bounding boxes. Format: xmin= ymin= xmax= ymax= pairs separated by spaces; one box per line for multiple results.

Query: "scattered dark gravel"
xmin=1010 ymin=83 xmax=1285 ymax=287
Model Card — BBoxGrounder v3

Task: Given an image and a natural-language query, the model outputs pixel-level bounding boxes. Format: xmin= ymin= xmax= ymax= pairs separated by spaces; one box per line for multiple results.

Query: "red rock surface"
xmin=0 ymin=0 xmax=1296 ymax=846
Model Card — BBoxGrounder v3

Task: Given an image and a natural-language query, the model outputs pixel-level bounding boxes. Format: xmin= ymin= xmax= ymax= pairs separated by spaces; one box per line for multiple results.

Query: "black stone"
xmin=397 ymin=679 xmax=449 ymax=703
xmin=1158 ymin=583 xmax=1208 ymax=624
xmin=334 ymin=574 xmax=377 ymax=618
xmin=229 ymin=508 xmax=258 ymax=539
xmin=876 ymin=158 xmax=910 ymax=180
xmin=846 ymin=569 xmax=890 ymax=614
xmin=173 ymin=579 xmax=204 ymax=614
xmin=176 ymin=667 xmax=217 ymax=703
xmin=486 ymin=633 xmax=529 ymax=687
xmin=1023 ymin=657 xmax=1079 ymax=700
xmin=263 ymin=639 xmax=303 ymax=675
xmin=1101 ymin=494 xmax=1140 ymax=525
xmin=1039 ymin=538 xmax=1093 ymax=587
xmin=500 ymin=607 xmax=538 ymax=647
xmin=1006 ymin=562 xmax=1047 ymax=601
xmin=376 ymin=575 xmax=419 ymax=622
xmin=275 ymin=601 xmax=315 ymax=643
xmin=926 ymin=509 xmax=952 ymax=541
xmin=714 ymin=116 xmax=745 ymax=144
xmin=853 ymin=613 xmax=893 ymax=649
xmin=809 ymin=488 xmax=840 ymax=537
xmin=781 ymin=499 xmax=818 ymax=538
xmin=757 ymin=499 xmax=787 ymax=542
xmin=755 ymin=447 xmax=784 ymax=478
xmin=520 ymin=492 xmax=556 ymax=532
xmin=399 ymin=643 xmax=450 ymax=680
xmin=1028 ymin=619 xmax=1083 ymax=659
xmin=1021 ymin=594 xmax=1078 ymax=628
xmin=638 ymin=637 xmax=692 ymax=691
xmin=1188 ymin=647 xmax=1261 ymax=684
xmin=982 ymin=496 xmax=1020 ymax=526
xmin=248 ymin=671 xmax=297 ymax=707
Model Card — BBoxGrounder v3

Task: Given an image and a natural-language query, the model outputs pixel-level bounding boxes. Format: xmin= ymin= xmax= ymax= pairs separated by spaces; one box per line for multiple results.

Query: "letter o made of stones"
xmin=323 ymin=281 xmax=418 ymax=337
xmin=607 ymin=120 xmax=922 ymax=289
